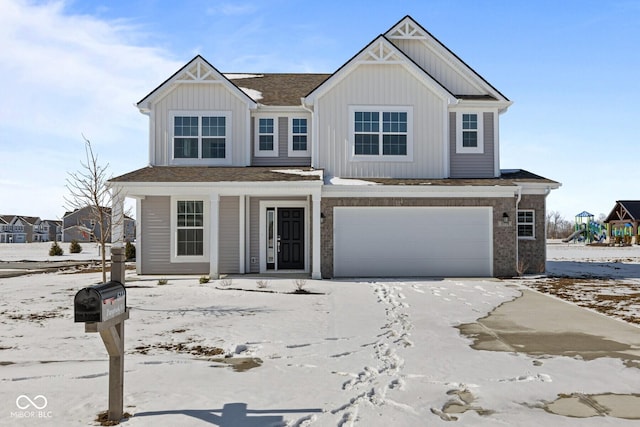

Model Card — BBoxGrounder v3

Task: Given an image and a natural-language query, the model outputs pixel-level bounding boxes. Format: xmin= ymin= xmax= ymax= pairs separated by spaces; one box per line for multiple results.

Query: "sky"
xmin=1 ymin=0 xmax=639 ymax=221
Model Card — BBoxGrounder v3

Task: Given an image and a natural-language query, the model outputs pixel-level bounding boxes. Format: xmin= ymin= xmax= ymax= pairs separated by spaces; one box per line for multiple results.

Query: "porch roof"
xmin=110 ymin=166 xmax=324 ymax=183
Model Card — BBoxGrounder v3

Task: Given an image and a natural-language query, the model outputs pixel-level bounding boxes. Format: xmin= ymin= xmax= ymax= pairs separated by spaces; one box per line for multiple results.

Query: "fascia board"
xmin=517 ymin=181 xmax=562 ymax=195
xmin=322 ymin=185 xmax=520 ymax=199
xmin=110 ymin=181 xmax=323 ymax=197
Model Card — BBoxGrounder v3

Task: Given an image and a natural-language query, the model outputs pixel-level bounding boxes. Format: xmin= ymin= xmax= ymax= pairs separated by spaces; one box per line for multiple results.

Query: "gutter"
xmin=515 ymin=186 xmax=522 ymax=275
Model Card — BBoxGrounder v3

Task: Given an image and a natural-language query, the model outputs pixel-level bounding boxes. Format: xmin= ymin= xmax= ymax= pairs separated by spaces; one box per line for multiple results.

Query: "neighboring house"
xmin=44 ymin=220 xmax=63 ymax=242
xmin=0 ymin=215 xmax=27 ymax=243
xmin=19 ymin=216 xmax=50 ymax=242
xmin=109 ymin=16 xmax=560 ymax=278
xmin=604 ymin=201 xmax=640 ymax=243
xmin=63 ymin=207 xmax=135 ymax=243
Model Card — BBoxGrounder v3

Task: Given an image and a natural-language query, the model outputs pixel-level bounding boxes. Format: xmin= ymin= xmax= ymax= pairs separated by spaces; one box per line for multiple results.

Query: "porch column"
xmin=209 ymin=194 xmax=220 ymax=279
xmin=135 ymin=197 xmax=143 ymax=275
xmin=111 ymin=190 xmax=125 ymax=247
xmin=312 ymin=193 xmax=322 ymax=279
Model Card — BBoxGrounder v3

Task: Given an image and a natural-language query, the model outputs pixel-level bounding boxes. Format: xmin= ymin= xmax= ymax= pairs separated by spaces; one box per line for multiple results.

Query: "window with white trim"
xmin=255 ymin=117 xmax=278 ymax=157
xmin=176 ymin=201 xmax=204 ymax=256
xmin=350 ymin=106 xmax=413 ymax=161
xmin=455 ymin=112 xmax=484 ymax=154
xmin=517 ymin=210 xmax=535 ymax=238
xmin=289 ymin=118 xmax=309 ymax=156
xmin=171 ymin=111 xmax=231 ymax=163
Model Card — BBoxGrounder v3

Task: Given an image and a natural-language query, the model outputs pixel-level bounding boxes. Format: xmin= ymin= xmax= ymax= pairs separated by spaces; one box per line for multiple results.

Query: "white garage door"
xmin=333 ymin=206 xmax=492 ymax=277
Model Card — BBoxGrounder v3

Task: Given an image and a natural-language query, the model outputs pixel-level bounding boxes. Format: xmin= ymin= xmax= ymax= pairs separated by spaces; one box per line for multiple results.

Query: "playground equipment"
xmin=562 ymin=211 xmax=607 ymax=243
xmin=610 ymin=222 xmax=635 ymax=245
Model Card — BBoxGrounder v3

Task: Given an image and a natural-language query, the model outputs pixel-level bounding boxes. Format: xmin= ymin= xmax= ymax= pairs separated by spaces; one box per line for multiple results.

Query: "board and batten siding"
xmin=390 ymin=39 xmax=484 ymax=96
xmin=251 ymin=116 xmax=312 ymax=166
xmin=316 ymin=64 xmax=447 ymax=179
xmin=140 ymin=196 xmax=209 ymax=275
xmin=449 ymin=112 xmax=495 ymax=178
xmin=152 ymin=83 xmax=250 ymax=166
xmin=218 ymin=196 xmax=240 ymax=274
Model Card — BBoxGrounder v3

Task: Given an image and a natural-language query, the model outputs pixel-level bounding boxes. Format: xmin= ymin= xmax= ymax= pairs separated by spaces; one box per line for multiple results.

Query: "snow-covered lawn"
xmin=1 ymin=242 xmax=639 ymax=426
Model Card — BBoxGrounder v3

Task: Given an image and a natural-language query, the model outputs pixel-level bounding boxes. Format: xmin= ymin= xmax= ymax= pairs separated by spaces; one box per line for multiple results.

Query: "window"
xmin=517 ymin=210 xmax=535 ymax=238
xmin=350 ymin=106 xmax=412 ymax=161
xmin=254 ymin=116 xmax=278 ymax=157
xmin=171 ymin=111 xmax=231 ymax=163
xmin=291 ymin=118 xmax=308 ymax=153
xmin=176 ymin=201 xmax=204 ymax=256
xmin=456 ymin=111 xmax=484 ymax=154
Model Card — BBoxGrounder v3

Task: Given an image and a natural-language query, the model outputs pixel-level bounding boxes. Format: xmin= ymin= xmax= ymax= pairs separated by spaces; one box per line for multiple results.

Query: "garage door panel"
xmin=334 ymin=207 xmax=492 ymax=277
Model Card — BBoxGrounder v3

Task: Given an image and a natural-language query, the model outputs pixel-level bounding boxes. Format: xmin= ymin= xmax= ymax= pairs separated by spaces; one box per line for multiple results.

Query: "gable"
xmin=137 ymin=55 xmax=257 ymax=113
xmin=305 ymin=35 xmax=456 ymax=105
xmin=386 ymin=16 xmax=509 ymax=103
xmin=605 ymin=201 xmax=640 ymax=223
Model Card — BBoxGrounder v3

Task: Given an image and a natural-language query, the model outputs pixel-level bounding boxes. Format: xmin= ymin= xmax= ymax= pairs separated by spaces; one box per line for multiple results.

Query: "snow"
xmin=272 ymin=169 xmax=324 ymax=178
xmin=238 ymin=87 xmax=263 ymax=101
xmin=224 ymin=74 xmax=264 ymax=80
xmin=1 ymin=242 xmax=640 ymax=426
xmin=327 ymin=177 xmax=379 ymax=186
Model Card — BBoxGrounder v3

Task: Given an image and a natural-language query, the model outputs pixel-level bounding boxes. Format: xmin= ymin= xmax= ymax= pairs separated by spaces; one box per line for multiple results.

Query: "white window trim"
xmin=455 ymin=111 xmax=484 ymax=154
xmin=288 ymin=117 xmax=310 ymax=157
xmin=348 ymin=105 xmax=413 ymax=162
xmin=254 ymin=115 xmax=279 ymax=157
xmin=169 ymin=110 xmax=232 ymax=165
xmin=517 ymin=209 xmax=535 ymax=240
xmin=170 ymin=196 xmax=210 ymax=263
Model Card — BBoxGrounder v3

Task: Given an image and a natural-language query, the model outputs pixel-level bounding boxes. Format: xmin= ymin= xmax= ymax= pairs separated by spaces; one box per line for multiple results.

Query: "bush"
xmin=69 ymin=239 xmax=82 ymax=253
xmin=125 ymin=241 xmax=136 ymax=260
xmin=199 ymin=276 xmax=210 ymax=284
xmin=49 ymin=241 xmax=63 ymax=256
xmin=157 ymin=278 xmax=168 ymax=285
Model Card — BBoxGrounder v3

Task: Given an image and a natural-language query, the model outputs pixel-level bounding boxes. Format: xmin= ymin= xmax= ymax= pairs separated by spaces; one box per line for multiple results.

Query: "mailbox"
xmin=74 ymin=281 xmax=126 ymax=323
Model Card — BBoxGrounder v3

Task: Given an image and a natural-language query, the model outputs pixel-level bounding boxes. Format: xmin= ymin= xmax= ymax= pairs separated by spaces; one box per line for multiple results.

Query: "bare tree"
xmin=64 ymin=136 xmax=121 ymax=282
xmin=546 ymin=210 xmax=573 ymax=239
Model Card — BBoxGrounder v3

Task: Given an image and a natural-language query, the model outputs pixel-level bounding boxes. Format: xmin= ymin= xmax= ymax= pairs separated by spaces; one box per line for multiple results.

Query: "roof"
xmin=345 ymin=169 xmax=558 ymax=187
xmin=226 ymin=74 xmax=331 ymax=106
xmin=605 ymin=200 xmax=640 ymax=223
xmin=110 ymin=166 xmax=324 ymax=183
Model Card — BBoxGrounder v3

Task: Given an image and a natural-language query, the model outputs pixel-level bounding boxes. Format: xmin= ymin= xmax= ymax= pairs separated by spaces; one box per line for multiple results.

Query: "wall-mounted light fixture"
xmin=502 ymin=212 xmax=510 ymax=224
xmin=320 ymin=212 xmax=326 ymax=224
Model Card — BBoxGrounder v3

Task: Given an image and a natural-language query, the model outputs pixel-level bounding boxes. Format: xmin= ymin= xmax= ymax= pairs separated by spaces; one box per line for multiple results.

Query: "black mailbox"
xmin=74 ymin=281 xmax=126 ymax=323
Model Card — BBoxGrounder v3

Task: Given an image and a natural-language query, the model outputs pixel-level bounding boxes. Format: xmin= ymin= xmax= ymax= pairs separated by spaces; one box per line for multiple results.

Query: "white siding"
xmin=316 ymin=64 xmax=447 ymax=179
xmin=152 ymin=83 xmax=250 ymax=166
xmin=391 ymin=39 xmax=484 ymax=96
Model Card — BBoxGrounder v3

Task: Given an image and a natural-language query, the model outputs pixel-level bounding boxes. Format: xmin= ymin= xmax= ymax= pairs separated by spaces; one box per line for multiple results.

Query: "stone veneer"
xmin=321 ymin=195 xmax=547 ymax=278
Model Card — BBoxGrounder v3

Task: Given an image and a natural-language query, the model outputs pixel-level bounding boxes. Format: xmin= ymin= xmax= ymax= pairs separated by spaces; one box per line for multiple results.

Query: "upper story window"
xmin=456 ymin=112 xmax=484 ymax=154
xmin=350 ymin=106 xmax=413 ymax=162
xmin=255 ymin=116 xmax=278 ymax=157
xmin=171 ymin=111 xmax=231 ymax=164
xmin=289 ymin=118 xmax=310 ymax=157
xmin=517 ymin=210 xmax=535 ymax=239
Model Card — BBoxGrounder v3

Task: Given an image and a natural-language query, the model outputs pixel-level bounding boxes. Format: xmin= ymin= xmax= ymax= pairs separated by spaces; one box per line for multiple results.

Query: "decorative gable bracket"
xmin=176 ymin=61 xmax=218 ymax=83
xmin=387 ymin=19 xmax=428 ymax=40
xmin=359 ymin=39 xmax=404 ymax=63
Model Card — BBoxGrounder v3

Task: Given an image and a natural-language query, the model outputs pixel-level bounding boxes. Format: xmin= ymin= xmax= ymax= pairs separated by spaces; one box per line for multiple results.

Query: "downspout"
xmin=300 ymin=98 xmax=315 ymax=168
xmin=515 ymin=186 xmax=522 ymax=274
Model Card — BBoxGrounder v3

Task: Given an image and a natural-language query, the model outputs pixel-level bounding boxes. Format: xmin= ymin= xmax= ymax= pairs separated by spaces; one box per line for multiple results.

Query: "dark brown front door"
xmin=277 ymin=208 xmax=304 ymax=269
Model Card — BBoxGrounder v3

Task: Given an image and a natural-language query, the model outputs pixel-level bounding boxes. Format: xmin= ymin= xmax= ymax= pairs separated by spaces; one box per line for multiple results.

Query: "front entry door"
xmin=277 ymin=208 xmax=304 ymax=270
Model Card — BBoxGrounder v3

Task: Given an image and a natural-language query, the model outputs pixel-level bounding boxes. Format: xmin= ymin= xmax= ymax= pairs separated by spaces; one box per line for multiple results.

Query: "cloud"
xmin=0 ymin=0 xmax=182 ymax=218
xmin=207 ymin=3 xmax=258 ymax=16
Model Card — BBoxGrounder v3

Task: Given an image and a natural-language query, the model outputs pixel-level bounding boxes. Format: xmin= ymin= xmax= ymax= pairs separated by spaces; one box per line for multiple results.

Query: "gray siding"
xmin=449 ymin=112 xmax=495 ymax=178
xmin=140 ymin=196 xmax=209 ymax=275
xmin=219 ymin=196 xmax=240 ymax=273
xmin=251 ymin=116 xmax=311 ymax=166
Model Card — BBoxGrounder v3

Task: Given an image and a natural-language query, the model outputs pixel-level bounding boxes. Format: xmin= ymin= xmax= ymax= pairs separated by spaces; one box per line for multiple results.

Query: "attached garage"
xmin=333 ymin=206 xmax=493 ymax=277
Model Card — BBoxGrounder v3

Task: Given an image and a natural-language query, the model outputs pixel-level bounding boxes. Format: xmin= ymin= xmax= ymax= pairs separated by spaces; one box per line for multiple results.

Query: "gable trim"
xmin=385 ymin=16 xmax=510 ymax=103
xmin=137 ymin=55 xmax=258 ymax=113
xmin=304 ymin=35 xmax=457 ymax=105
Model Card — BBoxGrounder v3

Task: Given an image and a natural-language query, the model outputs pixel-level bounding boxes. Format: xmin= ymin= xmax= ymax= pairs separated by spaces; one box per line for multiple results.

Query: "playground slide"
xmin=562 ymin=229 xmax=584 ymax=243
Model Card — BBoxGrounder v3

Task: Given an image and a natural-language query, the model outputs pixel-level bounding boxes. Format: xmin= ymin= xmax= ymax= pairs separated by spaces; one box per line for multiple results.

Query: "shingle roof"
xmin=352 ymin=169 xmax=558 ymax=186
xmin=226 ymin=73 xmax=331 ymax=106
xmin=110 ymin=166 xmax=324 ymax=183
xmin=605 ymin=200 xmax=640 ymax=223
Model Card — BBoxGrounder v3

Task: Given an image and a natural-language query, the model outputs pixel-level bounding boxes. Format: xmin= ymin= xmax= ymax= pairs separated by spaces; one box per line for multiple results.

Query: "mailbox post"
xmin=74 ymin=247 xmax=129 ymax=422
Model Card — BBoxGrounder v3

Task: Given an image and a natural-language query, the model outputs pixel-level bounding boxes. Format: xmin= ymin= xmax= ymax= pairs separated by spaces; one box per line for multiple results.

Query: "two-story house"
xmin=109 ymin=16 xmax=559 ymax=278
xmin=0 ymin=215 xmax=27 ymax=243
xmin=63 ymin=206 xmax=136 ymax=243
